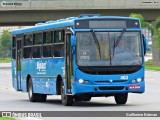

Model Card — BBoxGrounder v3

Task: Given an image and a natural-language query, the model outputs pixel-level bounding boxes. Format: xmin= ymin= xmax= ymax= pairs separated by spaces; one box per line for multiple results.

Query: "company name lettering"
xmin=37 ymin=62 xmax=46 ymax=71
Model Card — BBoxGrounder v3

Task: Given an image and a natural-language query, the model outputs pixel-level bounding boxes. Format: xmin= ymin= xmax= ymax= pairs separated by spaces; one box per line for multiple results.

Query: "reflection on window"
xmin=23 ymin=47 xmax=32 ymax=58
xmin=43 ymin=31 xmax=52 ymax=44
xmin=12 ymin=49 xmax=16 ymax=59
xmin=33 ymin=47 xmax=41 ymax=58
xmin=53 ymin=44 xmax=64 ymax=57
xmin=33 ymin=33 xmax=42 ymax=45
xmin=24 ymin=34 xmax=32 ymax=46
xmin=54 ymin=31 xmax=64 ymax=43
xmin=43 ymin=45 xmax=52 ymax=57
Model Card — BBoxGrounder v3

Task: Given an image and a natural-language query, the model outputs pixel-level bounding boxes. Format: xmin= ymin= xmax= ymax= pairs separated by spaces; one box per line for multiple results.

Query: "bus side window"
xmin=53 ymin=30 xmax=64 ymax=57
xmin=43 ymin=31 xmax=52 ymax=57
xmin=32 ymin=32 xmax=42 ymax=58
xmin=23 ymin=34 xmax=32 ymax=59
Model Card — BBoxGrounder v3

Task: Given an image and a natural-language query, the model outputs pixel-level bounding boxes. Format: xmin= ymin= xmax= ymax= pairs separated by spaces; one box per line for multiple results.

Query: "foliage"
xmin=0 ymin=57 xmax=11 ymax=63
xmin=129 ymin=13 xmax=154 ymax=35
xmin=155 ymin=16 xmax=160 ymax=30
xmin=0 ymin=30 xmax=12 ymax=58
xmin=145 ymin=62 xmax=160 ymax=71
xmin=0 ymin=117 xmax=16 ymax=120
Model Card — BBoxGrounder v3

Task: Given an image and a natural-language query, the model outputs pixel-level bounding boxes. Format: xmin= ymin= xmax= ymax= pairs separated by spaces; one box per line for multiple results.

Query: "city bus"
xmin=12 ymin=14 xmax=147 ymax=106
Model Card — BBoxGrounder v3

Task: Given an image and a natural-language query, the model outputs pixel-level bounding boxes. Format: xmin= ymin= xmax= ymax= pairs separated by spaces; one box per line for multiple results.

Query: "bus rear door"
xmin=15 ymin=35 xmax=23 ymax=91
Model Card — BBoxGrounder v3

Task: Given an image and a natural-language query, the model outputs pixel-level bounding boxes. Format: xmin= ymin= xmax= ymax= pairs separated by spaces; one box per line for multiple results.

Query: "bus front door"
xmin=65 ymin=33 xmax=73 ymax=94
xmin=16 ymin=36 xmax=22 ymax=91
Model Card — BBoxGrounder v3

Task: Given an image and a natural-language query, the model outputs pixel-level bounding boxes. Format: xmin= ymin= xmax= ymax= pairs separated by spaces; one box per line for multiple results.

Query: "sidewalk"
xmin=0 ymin=63 xmax=11 ymax=68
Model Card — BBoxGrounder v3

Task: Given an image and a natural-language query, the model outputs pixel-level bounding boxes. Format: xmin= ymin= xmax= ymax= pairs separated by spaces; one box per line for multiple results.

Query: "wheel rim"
xmin=61 ymin=83 xmax=65 ymax=100
xmin=28 ymin=82 xmax=32 ymax=99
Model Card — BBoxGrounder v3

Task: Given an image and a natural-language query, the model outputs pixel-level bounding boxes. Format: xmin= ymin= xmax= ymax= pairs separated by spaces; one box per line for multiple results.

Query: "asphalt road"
xmin=0 ymin=68 xmax=160 ymax=111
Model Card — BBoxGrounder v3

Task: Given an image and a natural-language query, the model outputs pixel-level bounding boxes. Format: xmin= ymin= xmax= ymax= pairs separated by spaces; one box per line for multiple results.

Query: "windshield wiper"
xmin=91 ymin=30 xmax=101 ymax=59
xmin=113 ymin=28 xmax=126 ymax=57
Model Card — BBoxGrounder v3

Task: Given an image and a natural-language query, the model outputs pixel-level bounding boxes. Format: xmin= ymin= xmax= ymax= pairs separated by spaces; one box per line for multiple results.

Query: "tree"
xmin=0 ymin=30 xmax=12 ymax=58
xmin=154 ymin=17 xmax=160 ymax=46
xmin=129 ymin=13 xmax=154 ymax=35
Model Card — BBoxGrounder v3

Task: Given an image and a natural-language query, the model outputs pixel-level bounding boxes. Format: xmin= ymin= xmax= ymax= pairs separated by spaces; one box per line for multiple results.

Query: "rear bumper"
xmin=72 ymin=81 xmax=145 ymax=95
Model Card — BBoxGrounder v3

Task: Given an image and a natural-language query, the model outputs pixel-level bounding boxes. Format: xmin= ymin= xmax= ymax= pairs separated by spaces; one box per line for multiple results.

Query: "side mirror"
xmin=142 ymin=34 xmax=149 ymax=55
xmin=70 ymin=36 xmax=76 ymax=47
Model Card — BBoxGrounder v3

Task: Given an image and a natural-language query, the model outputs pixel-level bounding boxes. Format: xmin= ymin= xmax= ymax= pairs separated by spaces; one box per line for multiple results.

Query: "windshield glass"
xmin=77 ymin=32 xmax=142 ymax=66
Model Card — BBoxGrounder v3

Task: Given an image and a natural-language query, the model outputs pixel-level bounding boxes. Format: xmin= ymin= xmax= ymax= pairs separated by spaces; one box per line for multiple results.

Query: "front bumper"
xmin=72 ymin=80 xmax=145 ymax=95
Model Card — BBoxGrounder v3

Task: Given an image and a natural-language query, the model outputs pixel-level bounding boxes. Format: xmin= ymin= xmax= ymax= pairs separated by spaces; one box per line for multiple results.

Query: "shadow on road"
xmin=44 ymin=99 xmax=137 ymax=107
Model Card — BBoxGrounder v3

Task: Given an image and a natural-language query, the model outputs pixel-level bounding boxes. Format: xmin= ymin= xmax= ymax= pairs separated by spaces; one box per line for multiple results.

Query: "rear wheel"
xmin=114 ymin=93 xmax=128 ymax=104
xmin=74 ymin=95 xmax=91 ymax=101
xmin=38 ymin=94 xmax=47 ymax=102
xmin=28 ymin=78 xmax=39 ymax=102
xmin=61 ymin=81 xmax=73 ymax=106
xmin=83 ymin=96 xmax=91 ymax=101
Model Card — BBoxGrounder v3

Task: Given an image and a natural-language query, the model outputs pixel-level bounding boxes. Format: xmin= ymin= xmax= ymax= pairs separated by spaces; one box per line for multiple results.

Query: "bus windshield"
xmin=77 ymin=31 xmax=142 ymax=66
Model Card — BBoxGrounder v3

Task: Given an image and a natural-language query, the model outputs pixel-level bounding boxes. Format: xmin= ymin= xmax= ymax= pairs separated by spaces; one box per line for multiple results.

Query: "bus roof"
xmin=12 ymin=16 xmax=139 ymax=35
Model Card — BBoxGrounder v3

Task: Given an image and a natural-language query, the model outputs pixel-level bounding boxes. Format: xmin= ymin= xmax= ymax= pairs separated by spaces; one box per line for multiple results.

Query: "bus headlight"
xmin=137 ymin=78 xmax=142 ymax=82
xmin=78 ymin=79 xmax=84 ymax=84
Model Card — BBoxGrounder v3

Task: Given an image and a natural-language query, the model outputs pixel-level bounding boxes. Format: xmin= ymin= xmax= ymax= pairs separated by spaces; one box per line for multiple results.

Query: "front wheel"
xmin=61 ymin=81 xmax=73 ymax=106
xmin=114 ymin=93 xmax=128 ymax=104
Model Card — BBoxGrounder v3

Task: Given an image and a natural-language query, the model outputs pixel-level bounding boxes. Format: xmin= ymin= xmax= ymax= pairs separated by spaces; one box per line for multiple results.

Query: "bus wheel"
xmin=38 ymin=94 xmax=47 ymax=102
xmin=61 ymin=81 xmax=73 ymax=106
xmin=28 ymin=78 xmax=39 ymax=102
xmin=74 ymin=96 xmax=83 ymax=101
xmin=114 ymin=93 xmax=128 ymax=104
xmin=83 ymin=96 xmax=91 ymax=101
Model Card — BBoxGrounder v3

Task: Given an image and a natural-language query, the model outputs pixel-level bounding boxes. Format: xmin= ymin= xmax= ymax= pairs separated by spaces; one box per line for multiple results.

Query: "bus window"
xmin=24 ymin=34 xmax=32 ymax=46
xmin=43 ymin=45 xmax=52 ymax=57
xmin=33 ymin=47 xmax=41 ymax=58
xmin=53 ymin=30 xmax=64 ymax=57
xmin=33 ymin=32 xmax=42 ymax=45
xmin=23 ymin=47 xmax=32 ymax=58
xmin=23 ymin=34 xmax=32 ymax=59
xmin=43 ymin=31 xmax=52 ymax=44
xmin=54 ymin=30 xmax=64 ymax=43
xmin=53 ymin=44 xmax=64 ymax=57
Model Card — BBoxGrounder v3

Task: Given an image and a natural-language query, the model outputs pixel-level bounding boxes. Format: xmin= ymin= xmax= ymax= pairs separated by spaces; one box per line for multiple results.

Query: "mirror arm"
xmin=69 ymin=27 xmax=75 ymax=35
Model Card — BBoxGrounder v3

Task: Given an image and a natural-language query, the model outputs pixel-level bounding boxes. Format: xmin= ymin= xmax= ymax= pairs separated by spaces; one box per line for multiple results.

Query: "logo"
xmin=37 ymin=62 xmax=46 ymax=71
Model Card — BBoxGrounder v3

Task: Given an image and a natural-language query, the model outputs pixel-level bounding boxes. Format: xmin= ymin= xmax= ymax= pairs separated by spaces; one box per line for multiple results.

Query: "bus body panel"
xmin=12 ymin=58 xmax=65 ymax=95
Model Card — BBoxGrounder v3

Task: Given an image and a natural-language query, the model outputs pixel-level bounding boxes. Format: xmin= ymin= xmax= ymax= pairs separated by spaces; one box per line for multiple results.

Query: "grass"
xmin=0 ymin=57 xmax=11 ymax=63
xmin=145 ymin=61 xmax=160 ymax=71
xmin=0 ymin=117 xmax=16 ymax=120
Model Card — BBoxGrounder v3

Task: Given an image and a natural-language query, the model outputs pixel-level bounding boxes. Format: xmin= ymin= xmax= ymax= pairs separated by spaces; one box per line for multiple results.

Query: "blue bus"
xmin=12 ymin=14 xmax=147 ymax=106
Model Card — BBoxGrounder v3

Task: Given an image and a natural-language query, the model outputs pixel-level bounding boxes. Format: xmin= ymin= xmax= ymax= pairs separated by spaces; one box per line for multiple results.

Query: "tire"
xmin=61 ymin=81 xmax=73 ymax=106
xmin=38 ymin=94 xmax=47 ymax=102
xmin=74 ymin=96 xmax=91 ymax=101
xmin=74 ymin=96 xmax=83 ymax=101
xmin=83 ymin=96 xmax=91 ymax=101
xmin=114 ymin=93 xmax=128 ymax=104
xmin=28 ymin=78 xmax=39 ymax=102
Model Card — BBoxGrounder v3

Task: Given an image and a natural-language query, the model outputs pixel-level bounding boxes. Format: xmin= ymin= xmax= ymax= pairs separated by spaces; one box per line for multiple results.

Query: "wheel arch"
xmin=26 ymin=74 xmax=31 ymax=92
xmin=56 ymin=74 xmax=63 ymax=95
